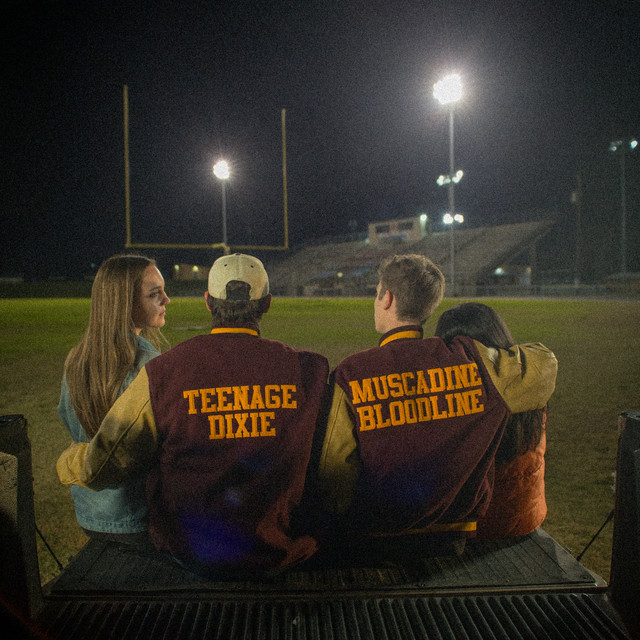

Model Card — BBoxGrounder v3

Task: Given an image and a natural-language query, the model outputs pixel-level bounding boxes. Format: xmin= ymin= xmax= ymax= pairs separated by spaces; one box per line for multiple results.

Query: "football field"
xmin=1 ymin=295 xmax=638 ymax=584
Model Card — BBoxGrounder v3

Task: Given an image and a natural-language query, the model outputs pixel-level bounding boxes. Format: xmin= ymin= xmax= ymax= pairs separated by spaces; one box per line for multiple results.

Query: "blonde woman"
xmin=58 ymin=254 xmax=170 ymax=543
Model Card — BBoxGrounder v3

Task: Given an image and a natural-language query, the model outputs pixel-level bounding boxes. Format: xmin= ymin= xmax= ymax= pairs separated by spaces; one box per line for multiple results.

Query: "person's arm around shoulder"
xmin=474 ymin=341 xmax=558 ymax=414
xmin=56 ymin=367 xmax=159 ymax=490
xmin=316 ymin=381 xmax=361 ymax=515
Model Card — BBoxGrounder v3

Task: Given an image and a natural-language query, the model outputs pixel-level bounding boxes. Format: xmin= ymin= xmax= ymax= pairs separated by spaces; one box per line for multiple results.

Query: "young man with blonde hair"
xmin=317 ymin=254 xmax=557 ymax=562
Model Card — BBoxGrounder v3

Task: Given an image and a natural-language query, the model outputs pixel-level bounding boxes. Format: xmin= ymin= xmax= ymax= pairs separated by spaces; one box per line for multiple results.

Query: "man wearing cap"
xmin=57 ymin=254 xmax=330 ymax=575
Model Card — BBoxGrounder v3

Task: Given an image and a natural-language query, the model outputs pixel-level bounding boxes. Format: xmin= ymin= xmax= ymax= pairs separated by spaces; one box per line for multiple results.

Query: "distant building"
xmin=368 ymin=215 xmax=428 ymax=246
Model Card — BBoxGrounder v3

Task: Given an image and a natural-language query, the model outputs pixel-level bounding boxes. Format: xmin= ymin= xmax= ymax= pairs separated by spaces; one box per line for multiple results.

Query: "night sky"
xmin=4 ymin=0 xmax=639 ymax=282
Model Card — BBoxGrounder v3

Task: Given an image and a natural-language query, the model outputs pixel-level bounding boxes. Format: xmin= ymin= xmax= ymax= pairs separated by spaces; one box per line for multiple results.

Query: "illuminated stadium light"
xmin=213 ymin=160 xmax=231 ymax=251
xmin=609 ymin=139 xmax=638 ymax=153
xmin=437 ymin=170 xmax=464 ymax=186
xmin=419 ymin=213 xmax=429 ymax=238
xmin=609 ymin=136 xmax=638 ymax=284
xmin=213 ymin=160 xmax=230 ymax=180
xmin=443 ymin=213 xmax=464 ymax=225
xmin=433 ymin=73 xmax=463 ymax=295
xmin=494 ymin=267 xmax=505 ymax=275
xmin=433 ymin=74 xmax=462 ymax=105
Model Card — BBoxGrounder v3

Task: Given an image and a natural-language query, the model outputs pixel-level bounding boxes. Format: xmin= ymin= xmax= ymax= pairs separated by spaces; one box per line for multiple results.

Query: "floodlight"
xmin=433 ymin=73 xmax=463 ymax=295
xmin=213 ymin=160 xmax=230 ymax=250
xmin=433 ymin=74 xmax=462 ymax=105
xmin=213 ymin=160 xmax=230 ymax=180
xmin=608 ymin=136 xmax=638 ymax=285
xmin=443 ymin=213 xmax=463 ymax=225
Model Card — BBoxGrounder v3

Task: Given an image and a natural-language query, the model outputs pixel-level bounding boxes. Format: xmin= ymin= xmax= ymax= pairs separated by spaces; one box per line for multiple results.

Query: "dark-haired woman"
xmin=435 ymin=302 xmax=548 ymax=537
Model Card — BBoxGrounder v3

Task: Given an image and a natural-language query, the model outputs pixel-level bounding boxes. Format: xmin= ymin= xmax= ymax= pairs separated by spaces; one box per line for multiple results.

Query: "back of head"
xmin=378 ymin=254 xmax=445 ymax=324
xmin=66 ymin=253 xmax=160 ymax=435
xmin=435 ymin=302 xmax=514 ymax=349
xmin=207 ymin=253 xmax=270 ymax=327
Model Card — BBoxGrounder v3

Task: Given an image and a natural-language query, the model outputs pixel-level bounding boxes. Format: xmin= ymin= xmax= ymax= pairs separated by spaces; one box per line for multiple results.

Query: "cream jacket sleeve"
xmin=473 ymin=341 xmax=558 ymax=414
xmin=316 ymin=382 xmax=360 ymax=515
xmin=56 ymin=368 xmax=159 ymax=490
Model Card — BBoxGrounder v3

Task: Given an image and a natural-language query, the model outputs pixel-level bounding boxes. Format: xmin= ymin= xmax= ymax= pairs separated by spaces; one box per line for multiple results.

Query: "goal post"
xmin=123 ymin=86 xmax=289 ymax=254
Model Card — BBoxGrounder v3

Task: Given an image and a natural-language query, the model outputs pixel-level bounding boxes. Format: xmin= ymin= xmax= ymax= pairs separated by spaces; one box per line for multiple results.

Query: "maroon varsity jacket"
xmin=144 ymin=328 xmax=329 ymax=573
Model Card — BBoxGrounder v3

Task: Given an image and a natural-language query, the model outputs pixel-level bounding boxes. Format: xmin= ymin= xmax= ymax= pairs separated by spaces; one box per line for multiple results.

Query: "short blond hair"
xmin=378 ymin=254 xmax=445 ymax=323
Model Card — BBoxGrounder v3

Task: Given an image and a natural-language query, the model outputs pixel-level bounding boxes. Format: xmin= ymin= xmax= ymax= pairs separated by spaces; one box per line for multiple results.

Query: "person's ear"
xmin=261 ymin=294 xmax=272 ymax=314
xmin=382 ymin=289 xmax=393 ymax=310
xmin=204 ymin=291 xmax=212 ymax=311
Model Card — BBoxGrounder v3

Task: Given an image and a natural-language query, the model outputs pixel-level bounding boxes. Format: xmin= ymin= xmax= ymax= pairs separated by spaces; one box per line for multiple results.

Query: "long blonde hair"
xmin=64 ymin=254 xmax=168 ymax=437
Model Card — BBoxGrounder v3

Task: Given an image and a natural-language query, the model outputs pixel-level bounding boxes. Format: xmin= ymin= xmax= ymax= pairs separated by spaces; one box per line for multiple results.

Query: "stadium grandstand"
xmin=267 ymin=218 xmax=556 ymax=297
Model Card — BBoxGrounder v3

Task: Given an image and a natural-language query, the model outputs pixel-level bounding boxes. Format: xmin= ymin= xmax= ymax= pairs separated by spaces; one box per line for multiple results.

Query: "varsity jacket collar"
xmin=211 ymin=327 xmax=259 ymax=337
xmin=379 ymin=325 xmax=423 ymax=347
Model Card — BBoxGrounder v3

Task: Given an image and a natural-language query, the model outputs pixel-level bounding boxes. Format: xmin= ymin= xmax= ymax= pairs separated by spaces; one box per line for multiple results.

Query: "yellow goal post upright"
xmin=123 ymin=85 xmax=289 ymax=256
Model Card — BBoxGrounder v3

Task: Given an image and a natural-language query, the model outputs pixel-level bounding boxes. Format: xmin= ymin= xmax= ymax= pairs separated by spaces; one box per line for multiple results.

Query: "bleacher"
xmin=268 ymin=220 xmax=555 ymax=297
xmin=453 ymin=221 xmax=556 ymax=291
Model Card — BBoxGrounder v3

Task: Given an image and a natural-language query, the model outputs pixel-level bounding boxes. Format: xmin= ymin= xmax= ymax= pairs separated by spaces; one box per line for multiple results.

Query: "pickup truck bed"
xmin=34 ymin=529 xmax=630 ymax=639
xmin=2 ymin=411 xmax=638 ymax=639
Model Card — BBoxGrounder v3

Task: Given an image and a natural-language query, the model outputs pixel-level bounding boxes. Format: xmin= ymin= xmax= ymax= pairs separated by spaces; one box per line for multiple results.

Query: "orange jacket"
xmin=477 ymin=415 xmax=547 ymax=538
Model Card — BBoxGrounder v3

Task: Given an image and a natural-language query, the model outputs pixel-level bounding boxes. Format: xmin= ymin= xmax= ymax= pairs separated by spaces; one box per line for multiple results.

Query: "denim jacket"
xmin=58 ymin=335 xmax=159 ymax=533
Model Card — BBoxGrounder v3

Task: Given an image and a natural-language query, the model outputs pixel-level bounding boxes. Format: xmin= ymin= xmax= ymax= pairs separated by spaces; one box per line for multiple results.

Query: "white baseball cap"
xmin=208 ymin=254 xmax=270 ymax=300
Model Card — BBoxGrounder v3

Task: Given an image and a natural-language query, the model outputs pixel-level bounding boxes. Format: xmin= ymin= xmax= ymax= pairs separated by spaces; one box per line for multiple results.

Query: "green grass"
xmin=1 ymin=295 xmax=638 ymax=585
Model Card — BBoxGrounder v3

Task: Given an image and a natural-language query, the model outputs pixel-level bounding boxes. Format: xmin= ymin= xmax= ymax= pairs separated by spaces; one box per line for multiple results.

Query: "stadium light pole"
xmin=213 ymin=160 xmax=231 ymax=254
xmin=609 ymin=138 xmax=638 ymax=289
xmin=443 ymin=213 xmax=464 ymax=240
xmin=434 ymin=73 xmax=463 ymax=295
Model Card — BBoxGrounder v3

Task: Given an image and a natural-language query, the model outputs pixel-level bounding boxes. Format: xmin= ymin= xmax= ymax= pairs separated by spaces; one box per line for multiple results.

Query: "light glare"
xmin=437 ymin=170 xmax=464 ymax=186
xmin=213 ymin=160 xmax=230 ymax=180
xmin=443 ymin=213 xmax=463 ymax=225
xmin=433 ymin=74 xmax=462 ymax=105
